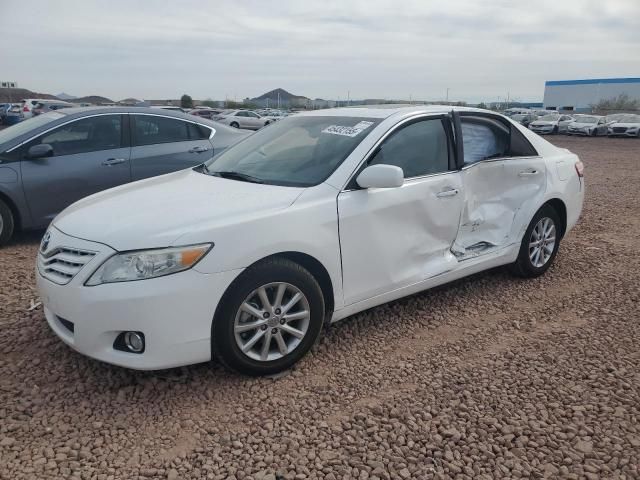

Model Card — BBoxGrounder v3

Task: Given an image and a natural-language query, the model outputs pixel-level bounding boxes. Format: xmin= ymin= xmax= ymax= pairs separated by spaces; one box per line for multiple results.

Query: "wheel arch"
xmin=542 ymin=198 xmax=567 ymax=238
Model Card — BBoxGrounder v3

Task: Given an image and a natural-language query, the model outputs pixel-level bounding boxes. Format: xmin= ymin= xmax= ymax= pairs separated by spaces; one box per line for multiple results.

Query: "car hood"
xmin=569 ymin=122 xmax=594 ymax=128
xmin=611 ymin=122 xmax=640 ymax=128
xmin=53 ymin=169 xmax=305 ymax=251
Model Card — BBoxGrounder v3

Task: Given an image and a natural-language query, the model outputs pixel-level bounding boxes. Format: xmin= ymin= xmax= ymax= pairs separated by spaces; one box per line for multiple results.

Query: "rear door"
xmin=129 ymin=114 xmax=213 ymax=181
xmin=20 ymin=114 xmax=131 ymax=226
xmin=338 ymin=115 xmax=463 ymax=305
xmin=451 ymin=113 xmax=545 ymax=258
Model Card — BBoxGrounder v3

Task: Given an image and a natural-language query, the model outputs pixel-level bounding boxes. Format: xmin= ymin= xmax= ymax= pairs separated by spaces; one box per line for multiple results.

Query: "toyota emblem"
xmin=40 ymin=231 xmax=51 ymax=253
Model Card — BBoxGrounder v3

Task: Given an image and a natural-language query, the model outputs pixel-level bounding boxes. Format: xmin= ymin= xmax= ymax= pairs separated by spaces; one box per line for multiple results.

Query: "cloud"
xmin=1 ymin=0 xmax=638 ymax=102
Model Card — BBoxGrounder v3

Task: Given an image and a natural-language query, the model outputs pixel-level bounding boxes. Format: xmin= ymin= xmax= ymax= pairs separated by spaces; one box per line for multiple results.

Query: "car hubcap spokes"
xmin=234 ymin=282 xmax=310 ymax=362
xmin=529 ymin=217 xmax=556 ymax=268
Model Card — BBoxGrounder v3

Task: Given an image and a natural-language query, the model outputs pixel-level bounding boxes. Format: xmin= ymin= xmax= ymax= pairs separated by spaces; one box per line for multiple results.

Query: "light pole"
xmin=446 ymin=88 xmax=449 ymax=103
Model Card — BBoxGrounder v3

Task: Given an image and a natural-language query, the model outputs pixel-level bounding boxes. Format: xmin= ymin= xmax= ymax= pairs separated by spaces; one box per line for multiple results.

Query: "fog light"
xmin=124 ymin=331 xmax=145 ymax=353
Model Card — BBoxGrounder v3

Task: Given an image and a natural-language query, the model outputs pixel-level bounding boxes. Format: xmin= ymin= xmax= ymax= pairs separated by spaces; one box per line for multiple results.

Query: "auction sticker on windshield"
xmin=322 ymin=121 xmax=374 ymax=137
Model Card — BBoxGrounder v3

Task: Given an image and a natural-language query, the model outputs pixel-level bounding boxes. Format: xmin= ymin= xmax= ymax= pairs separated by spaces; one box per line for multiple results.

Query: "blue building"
xmin=543 ymin=77 xmax=640 ymax=112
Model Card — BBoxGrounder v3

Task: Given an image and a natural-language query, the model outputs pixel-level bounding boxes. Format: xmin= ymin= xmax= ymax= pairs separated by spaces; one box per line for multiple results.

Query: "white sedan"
xmin=36 ymin=106 xmax=584 ymax=375
xmin=213 ymin=110 xmax=272 ymax=130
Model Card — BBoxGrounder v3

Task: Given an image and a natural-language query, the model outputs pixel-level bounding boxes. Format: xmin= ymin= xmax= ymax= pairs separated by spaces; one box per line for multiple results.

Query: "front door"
xmin=21 ymin=114 xmax=131 ymax=227
xmin=130 ymin=114 xmax=213 ymax=180
xmin=338 ymin=116 xmax=463 ymax=306
xmin=452 ymin=113 xmax=546 ymax=257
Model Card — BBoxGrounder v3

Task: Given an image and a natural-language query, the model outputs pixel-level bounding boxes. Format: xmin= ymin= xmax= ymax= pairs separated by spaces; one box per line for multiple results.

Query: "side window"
xmin=31 ymin=115 xmax=122 ymax=157
xmin=461 ymin=116 xmax=537 ymax=164
xmin=133 ymin=116 xmax=190 ymax=146
xmin=461 ymin=118 xmax=508 ymax=164
xmin=235 ymin=111 xmax=246 ymax=117
xmin=369 ymin=118 xmax=450 ymax=178
xmin=187 ymin=123 xmax=211 ymax=140
xmin=247 ymin=112 xmax=259 ymax=118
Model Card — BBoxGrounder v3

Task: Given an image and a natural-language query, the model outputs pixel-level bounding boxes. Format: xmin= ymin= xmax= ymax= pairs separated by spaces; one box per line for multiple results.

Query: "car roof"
xmin=56 ymin=106 xmax=215 ymax=123
xmin=296 ymin=105 xmax=499 ymax=119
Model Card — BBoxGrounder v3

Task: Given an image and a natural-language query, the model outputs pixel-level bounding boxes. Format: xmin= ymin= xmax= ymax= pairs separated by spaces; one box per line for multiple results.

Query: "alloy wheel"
xmin=234 ymin=282 xmax=311 ymax=362
xmin=529 ymin=217 xmax=556 ymax=268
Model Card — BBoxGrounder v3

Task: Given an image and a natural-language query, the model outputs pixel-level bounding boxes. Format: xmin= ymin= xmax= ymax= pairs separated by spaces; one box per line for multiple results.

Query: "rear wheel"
xmin=211 ymin=258 xmax=325 ymax=376
xmin=509 ymin=205 xmax=561 ymax=278
xmin=552 ymin=126 xmax=558 ymax=135
xmin=0 ymin=199 xmax=15 ymax=247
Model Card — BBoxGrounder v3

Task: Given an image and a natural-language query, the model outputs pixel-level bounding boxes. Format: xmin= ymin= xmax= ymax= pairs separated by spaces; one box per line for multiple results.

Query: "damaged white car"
xmin=37 ymin=106 xmax=584 ymax=375
xmin=529 ymin=114 xmax=575 ymax=135
xmin=608 ymin=114 xmax=640 ymax=137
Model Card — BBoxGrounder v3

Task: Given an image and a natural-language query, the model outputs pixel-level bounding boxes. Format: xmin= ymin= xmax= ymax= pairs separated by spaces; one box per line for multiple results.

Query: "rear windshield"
xmin=0 ymin=111 xmax=65 ymax=146
xmin=204 ymin=116 xmax=381 ymax=187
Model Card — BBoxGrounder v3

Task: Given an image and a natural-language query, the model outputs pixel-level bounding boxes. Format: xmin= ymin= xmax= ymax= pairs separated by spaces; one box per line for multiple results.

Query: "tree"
xmin=477 ymin=102 xmax=487 ymax=110
xmin=592 ymin=94 xmax=639 ymax=113
xmin=180 ymin=94 xmax=194 ymax=109
xmin=201 ymin=99 xmax=216 ymax=108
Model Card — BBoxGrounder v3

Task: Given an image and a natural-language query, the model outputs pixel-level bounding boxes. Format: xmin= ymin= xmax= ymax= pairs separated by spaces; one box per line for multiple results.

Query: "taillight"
xmin=575 ymin=160 xmax=585 ymax=178
xmin=23 ymin=105 xmax=29 ymax=112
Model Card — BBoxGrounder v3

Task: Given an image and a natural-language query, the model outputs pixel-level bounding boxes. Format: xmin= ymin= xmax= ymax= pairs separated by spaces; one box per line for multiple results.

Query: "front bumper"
xmin=36 ymin=227 xmax=243 ymax=370
xmin=608 ymin=129 xmax=639 ymax=137
xmin=567 ymin=129 xmax=590 ymax=136
xmin=530 ymin=125 xmax=555 ymax=134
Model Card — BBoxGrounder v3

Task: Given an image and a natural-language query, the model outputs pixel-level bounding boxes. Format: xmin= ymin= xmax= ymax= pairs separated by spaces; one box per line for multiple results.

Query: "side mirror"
xmin=356 ymin=164 xmax=404 ymax=189
xmin=27 ymin=144 xmax=54 ymax=159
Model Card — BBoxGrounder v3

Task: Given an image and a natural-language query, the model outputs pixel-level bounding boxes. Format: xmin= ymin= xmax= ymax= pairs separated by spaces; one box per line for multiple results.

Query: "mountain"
xmin=0 ymin=88 xmax=59 ymax=103
xmin=251 ymin=88 xmax=310 ymax=107
xmin=56 ymin=92 xmax=76 ymax=100
xmin=72 ymin=95 xmax=114 ymax=104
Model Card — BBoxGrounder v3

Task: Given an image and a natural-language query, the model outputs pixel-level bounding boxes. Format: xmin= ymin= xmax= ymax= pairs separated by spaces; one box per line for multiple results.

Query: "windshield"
xmin=0 ymin=111 xmax=65 ymax=145
xmin=617 ymin=114 xmax=640 ymax=123
xmin=204 ymin=115 xmax=381 ymax=187
xmin=538 ymin=114 xmax=559 ymax=121
xmin=575 ymin=116 xmax=598 ymax=124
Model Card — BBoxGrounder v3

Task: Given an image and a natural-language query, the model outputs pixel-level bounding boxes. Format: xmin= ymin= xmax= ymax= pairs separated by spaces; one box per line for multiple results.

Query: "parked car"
xmin=567 ymin=115 xmax=608 ymax=136
xmin=511 ymin=112 xmax=538 ymax=127
xmin=4 ymin=105 xmax=23 ymax=125
xmin=529 ymin=114 xmax=574 ymax=135
xmin=503 ymin=108 xmax=532 ymax=117
xmin=35 ymin=106 xmax=584 ymax=375
xmin=189 ymin=108 xmax=223 ymax=119
xmin=607 ymin=114 xmax=640 ymax=138
xmin=150 ymin=106 xmax=187 ymax=113
xmin=213 ymin=110 xmax=272 ymax=130
xmin=0 ymin=103 xmax=12 ymax=123
xmin=262 ymin=110 xmax=288 ymax=122
xmin=32 ymin=101 xmax=74 ymax=116
xmin=0 ymin=107 xmax=250 ymax=245
xmin=21 ymin=98 xmax=53 ymax=118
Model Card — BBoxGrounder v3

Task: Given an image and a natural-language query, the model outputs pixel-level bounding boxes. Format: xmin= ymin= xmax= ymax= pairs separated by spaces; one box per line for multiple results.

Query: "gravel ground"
xmin=1 ymin=137 xmax=639 ymax=479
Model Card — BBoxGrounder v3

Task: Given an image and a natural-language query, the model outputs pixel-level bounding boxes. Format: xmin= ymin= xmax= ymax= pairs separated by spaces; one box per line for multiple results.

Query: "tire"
xmin=509 ymin=205 xmax=561 ymax=278
xmin=552 ymin=126 xmax=558 ymax=135
xmin=230 ymin=122 xmax=239 ymax=128
xmin=591 ymin=128 xmax=597 ymax=137
xmin=0 ymin=199 xmax=15 ymax=247
xmin=211 ymin=258 xmax=325 ymax=376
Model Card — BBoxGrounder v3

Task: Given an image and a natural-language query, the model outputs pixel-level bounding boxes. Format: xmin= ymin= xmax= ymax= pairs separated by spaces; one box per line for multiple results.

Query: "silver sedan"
xmin=213 ymin=110 xmax=272 ymax=130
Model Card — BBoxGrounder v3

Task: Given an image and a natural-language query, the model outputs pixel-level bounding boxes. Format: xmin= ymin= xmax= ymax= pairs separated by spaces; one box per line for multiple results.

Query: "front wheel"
xmin=0 ymin=199 xmax=15 ymax=247
xmin=211 ymin=258 xmax=325 ymax=376
xmin=230 ymin=121 xmax=239 ymax=128
xmin=509 ymin=205 xmax=561 ymax=278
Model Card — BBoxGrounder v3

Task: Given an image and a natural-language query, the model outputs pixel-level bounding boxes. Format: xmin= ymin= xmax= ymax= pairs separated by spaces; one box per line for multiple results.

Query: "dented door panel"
xmin=338 ymin=173 xmax=463 ymax=306
xmin=453 ymin=157 xmax=546 ymax=257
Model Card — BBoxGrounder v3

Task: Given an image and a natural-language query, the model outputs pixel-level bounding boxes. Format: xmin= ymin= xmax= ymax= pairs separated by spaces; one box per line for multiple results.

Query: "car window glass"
xmin=187 ymin=123 xmax=211 ymax=140
xmin=134 ymin=116 xmax=190 ymax=146
xmin=33 ymin=115 xmax=122 ymax=156
xmin=369 ymin=118 xmax=450 ymax=178
xmin=235 ymin=111 xmax=246 ymax=117
xmin=461 ymin=119 xmax=508 ymax=164
xmin=247 ymin=112 xmax=259 ymax=118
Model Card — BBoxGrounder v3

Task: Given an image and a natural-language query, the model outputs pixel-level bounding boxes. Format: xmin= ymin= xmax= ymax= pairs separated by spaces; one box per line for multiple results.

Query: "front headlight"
xmin=85 ymin=244 xmax=212 ymax=286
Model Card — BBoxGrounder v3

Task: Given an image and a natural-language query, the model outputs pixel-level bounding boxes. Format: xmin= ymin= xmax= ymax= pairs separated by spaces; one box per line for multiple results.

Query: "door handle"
xmin=189 ymin=146 xmax=210 ymax=153
xmin=101 ymin=158 xmax=126 ymax=166
xmin=518 ymin=169 xmax=539 ymax=177
xmin=436 ymin=188 xmax=459 ymax=198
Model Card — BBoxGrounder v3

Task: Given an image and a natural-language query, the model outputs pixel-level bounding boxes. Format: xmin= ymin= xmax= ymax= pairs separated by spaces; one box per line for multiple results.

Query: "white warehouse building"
xmin=543 ymin=77 xmax=640 ymax=112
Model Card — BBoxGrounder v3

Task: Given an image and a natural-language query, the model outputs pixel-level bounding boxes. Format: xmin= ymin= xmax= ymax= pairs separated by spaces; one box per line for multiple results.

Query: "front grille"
xmin=39 ymin=247 xmax=97 ymax=285
xmin=613 ymin=127 xmax=627 ymax=133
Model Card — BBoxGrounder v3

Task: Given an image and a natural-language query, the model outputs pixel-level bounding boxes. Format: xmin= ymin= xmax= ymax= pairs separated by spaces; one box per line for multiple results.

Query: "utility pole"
xmin=348 ymin=90 xmax=350 ymax=106
xmin=277 ymin=91 xmax=280 ymax=109
xmin=446 ymin=88 xmax=449 ymax=103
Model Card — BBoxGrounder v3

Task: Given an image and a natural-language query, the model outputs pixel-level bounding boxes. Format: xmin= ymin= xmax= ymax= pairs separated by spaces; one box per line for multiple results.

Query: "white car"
xmin=529 ymin=114 xmax=575 ymax=135
xmin=213 ymin=110 xmax=272 ymax=130
xmin=36 ymin=106 xmax=584 ymax=375
xmin=607 ymin=114 xmax=640 ymax=138
xmin=566 ymin=115 xmax=609 ymax=136
xmin=21 ymin=98 xmax=53 ymax=118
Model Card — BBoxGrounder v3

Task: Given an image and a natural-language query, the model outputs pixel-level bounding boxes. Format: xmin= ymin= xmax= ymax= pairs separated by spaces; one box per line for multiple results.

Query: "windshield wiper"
xmin=210 ymin=170 xmax=264 ymax=184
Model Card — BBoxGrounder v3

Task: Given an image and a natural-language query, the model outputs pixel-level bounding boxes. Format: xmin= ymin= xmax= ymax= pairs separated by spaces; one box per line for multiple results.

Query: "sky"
xmin=1 ymin=0 xmax=639 ymax=103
